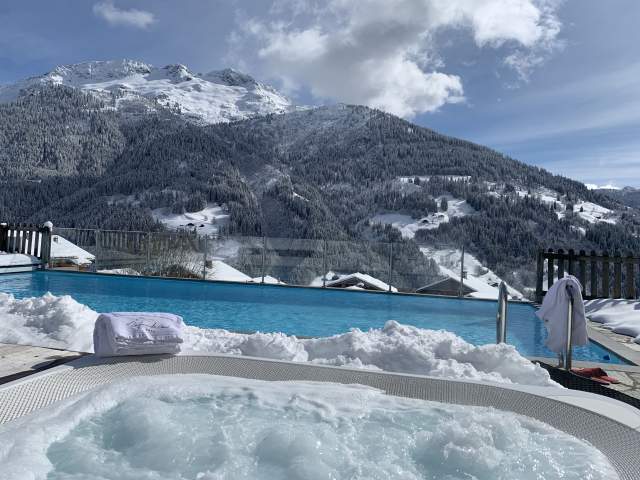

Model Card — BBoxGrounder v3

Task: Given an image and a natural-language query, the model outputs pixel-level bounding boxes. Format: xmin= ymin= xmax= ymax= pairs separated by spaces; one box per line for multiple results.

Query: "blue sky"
xmin=1 ymin=1 xmax=639 ymax=187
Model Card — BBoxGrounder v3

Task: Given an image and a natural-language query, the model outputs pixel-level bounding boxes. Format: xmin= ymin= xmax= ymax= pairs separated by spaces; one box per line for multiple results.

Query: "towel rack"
xmin=496 ymin=282 xmax=508 ymax=343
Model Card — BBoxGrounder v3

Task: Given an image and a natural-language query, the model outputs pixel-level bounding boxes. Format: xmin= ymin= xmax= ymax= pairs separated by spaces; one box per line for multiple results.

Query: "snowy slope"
xmin=152 ymin=204 xmax=229 ymax=234
xmin=371 ymin=196 xmax=474 ymax=239
xmin=420 ymin=247 xmax=524 ymax=300
xmin=0 ymin=60 xmax=294 ymax=124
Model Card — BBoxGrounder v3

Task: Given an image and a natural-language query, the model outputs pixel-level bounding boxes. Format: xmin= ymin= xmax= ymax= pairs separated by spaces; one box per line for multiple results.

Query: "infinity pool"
xmin=0 ymin=271 xmax=627 ymax=364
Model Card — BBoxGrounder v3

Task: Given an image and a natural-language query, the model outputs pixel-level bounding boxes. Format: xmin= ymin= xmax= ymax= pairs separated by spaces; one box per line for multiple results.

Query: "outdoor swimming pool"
xmin=0 ymin=270 xmax=627 ymax=364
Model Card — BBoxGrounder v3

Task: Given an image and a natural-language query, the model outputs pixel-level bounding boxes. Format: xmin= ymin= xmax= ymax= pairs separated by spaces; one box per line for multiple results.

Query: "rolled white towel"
xmin=93 ymin=312 xmax=184 ymax=357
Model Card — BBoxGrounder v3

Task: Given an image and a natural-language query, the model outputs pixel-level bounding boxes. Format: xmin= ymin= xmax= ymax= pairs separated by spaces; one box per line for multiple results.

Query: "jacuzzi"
xmin=1 ymin=354 xmax=639 ymax=479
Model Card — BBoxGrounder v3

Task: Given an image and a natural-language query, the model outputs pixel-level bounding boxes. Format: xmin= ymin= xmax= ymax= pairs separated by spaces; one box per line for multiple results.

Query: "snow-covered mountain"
xmin=0 ymin=59 xmax=294 ymax=124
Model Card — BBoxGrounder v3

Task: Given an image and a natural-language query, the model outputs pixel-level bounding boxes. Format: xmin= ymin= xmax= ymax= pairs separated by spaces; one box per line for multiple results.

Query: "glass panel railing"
xmin=49 ymin=227 xmax=523 ymax=300
xmin=263 ymin=237 xmax=323 ymax=286
xmin=324 ymin=239 xmax=392 ymax=292
xmin=205 ymin=235 xmax=263 ymax=282
xmin=146 ymin=231 xmax=205 ymax=279
xmin=51 ymin=227 xmax=98 ymax=271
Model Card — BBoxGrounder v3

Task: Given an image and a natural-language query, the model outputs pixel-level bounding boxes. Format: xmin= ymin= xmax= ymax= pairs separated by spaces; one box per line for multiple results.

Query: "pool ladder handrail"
xmin=561 ymin=284 xmax=574 ymax=371
xmin=496 ymin=282 xmax=508 ymax=344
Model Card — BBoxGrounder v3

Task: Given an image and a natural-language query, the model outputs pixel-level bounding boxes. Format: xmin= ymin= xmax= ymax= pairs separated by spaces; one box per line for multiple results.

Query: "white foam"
xmin=0 ymin=293 xmax=556 ymax=386
xmin=0 ymin=375 xmax=617 ymax=480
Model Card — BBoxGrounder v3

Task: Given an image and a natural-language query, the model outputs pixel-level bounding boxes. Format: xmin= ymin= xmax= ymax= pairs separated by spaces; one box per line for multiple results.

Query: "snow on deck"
xmin=0 ymin=253 xmax=40 ymax=272
xmin=586 ymin=299 xmax=640 ymax=344
xmin=152 ymin=204 xmax=229 ymax=235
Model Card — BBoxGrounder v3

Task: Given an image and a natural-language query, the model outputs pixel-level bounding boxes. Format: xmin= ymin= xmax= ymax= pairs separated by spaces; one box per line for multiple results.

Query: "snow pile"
xmin=0 ymin=375 xmax=616 ymax=480
xmin=0 ymin=60 xmax=294 ymax=124
xmin=586 ymin=299 xmax=640 ymax=344
xmin=0 ymin=293 xmax=555 ymax=386
xmin=151 ymin=203 xmax=229 ymax=235
xmin=0 ymin=293 xmax=97 ymax=352
xmin=0 ymin=253 xmax=39 ymax=272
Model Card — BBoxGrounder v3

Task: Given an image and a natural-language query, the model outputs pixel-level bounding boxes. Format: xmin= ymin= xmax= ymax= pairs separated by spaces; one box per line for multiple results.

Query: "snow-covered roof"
xmin=205 ymin=259 xmax=251 ymax=282
xmin=250 ymin=275 xmax=286 ymax=285
xmin=432 ymin=266 xmax=524 ymax=300
xmin=50 ymin=235 xmax=95 ymax=265
xmin=325 ymin=272 xmax=397 ymax=293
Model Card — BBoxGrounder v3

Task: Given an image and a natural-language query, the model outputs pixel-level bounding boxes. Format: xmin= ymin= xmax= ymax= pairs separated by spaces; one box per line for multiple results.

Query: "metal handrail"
xmin=496 ymin=281 xmax=508 ymax=343
xmin=564 ymin=285 xmax=574 ymax=371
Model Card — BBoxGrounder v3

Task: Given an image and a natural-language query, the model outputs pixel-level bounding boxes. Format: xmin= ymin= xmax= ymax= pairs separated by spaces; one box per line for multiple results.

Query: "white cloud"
xmin=235 ymin=0 xmax=562 ymax=118
xmin=93 ymin=1 xmax=155 ymax=29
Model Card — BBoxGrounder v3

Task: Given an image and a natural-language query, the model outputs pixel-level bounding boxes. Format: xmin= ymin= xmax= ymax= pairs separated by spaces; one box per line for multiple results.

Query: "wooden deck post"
xmin=547 ymin=248 xmax=555 ymax=292
xmin=567 ymin=249 xmax=575 ymax=276
xmin=601 ymin=252 xmax=610 ymax=298
xmin=578 ymin=250 xmax=586 ymax=296
xmin=0 ymin=223 xmax=7 ymax=252
xmin=557 ymin=248 xmax=565 ymax=279
xmin=613 ymin=253 xmax=622 ymax=298
xmin=40 ymin=221 xmax=52 ymax=269
xmin=589 ymin=250 xmax=598 ymax=298
xmin=535 ymin=249 xmax=544 ymax=303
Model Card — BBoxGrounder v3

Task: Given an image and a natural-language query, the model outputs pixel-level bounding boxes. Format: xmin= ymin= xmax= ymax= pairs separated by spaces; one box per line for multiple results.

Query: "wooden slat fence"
xmin=0 ymin=222 xmax=51 ymax=266
xmin=536 ymin=248 xmax=640 ymax=302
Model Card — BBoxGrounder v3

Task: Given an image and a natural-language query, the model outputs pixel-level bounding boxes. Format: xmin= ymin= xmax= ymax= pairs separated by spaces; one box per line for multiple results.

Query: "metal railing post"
xmin=95 ymin=229 xmax=101 ymax=272
xmin=261 ymin=236 xmax=266 ymax=284
xmin=322 ymin=239 xmax=327 ymax=287
xmin=496 ymin=282 xmax=508 ymax=343
xmin=565 ymin=285 xmax=574 ymax=371
xmin=459 ymin=245 xmax=465 ymax=298
xmin=202 ymin=235 xmax=208 ymax=280
xmin=387 ymin=242 xmax=394 ymax=292
xmin=146 ymin=232 xmax=151 ymax=274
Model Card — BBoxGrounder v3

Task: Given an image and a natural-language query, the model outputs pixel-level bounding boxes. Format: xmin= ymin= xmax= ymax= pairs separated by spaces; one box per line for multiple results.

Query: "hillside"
xmin=0 ymin=79 xmax=639 ymax=296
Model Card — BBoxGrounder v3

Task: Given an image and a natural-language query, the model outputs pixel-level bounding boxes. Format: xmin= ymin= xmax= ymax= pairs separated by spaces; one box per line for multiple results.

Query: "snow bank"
xmin=0 ymin=375 xmax=615 ymax=480
xmin=0 ymin=293 xmax=556 ymax=386
xmin=0 ymin=252 xmax=39 ymax=272
xmin=586 ymin=299 xmax=640 ymax=344
xmin=0 ymin=293 xmax=97 ymax=352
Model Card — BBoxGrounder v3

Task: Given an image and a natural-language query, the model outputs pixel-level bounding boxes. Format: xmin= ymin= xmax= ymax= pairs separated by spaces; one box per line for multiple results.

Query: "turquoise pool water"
xmin=0 ymin=271 xmax=627 ymax=364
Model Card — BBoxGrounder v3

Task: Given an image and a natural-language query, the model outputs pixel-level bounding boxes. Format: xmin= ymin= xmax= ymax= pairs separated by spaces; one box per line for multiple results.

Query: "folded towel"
xmin=536 ymin=275 xmax=588 ymax=354
xmin=93 ymin=312 xmax=184 ymax=357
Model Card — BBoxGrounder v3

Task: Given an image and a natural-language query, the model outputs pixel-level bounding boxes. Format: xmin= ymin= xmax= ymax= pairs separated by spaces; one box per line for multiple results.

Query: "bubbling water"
xmin=0 ymin=375 xmax=618 ymax=480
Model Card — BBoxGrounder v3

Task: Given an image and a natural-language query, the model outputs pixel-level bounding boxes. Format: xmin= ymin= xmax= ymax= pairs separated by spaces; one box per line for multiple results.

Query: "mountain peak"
xmin=205 ymin=68 xmax=257 ymax=87
xmin=0 ymin=59 xmax=295 ymax=124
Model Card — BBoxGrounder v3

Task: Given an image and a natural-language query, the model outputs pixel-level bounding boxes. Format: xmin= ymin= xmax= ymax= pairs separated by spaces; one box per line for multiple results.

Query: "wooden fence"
xmin=536 ymin=248 xmax=640 ymax=302
xmin=0 ymin=222 xmax=52 ymax=266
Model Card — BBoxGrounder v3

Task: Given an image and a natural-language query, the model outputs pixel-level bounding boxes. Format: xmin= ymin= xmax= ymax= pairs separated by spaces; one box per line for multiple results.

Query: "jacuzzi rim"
xmin=1 ymin=353 xmax=639 ymax=480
